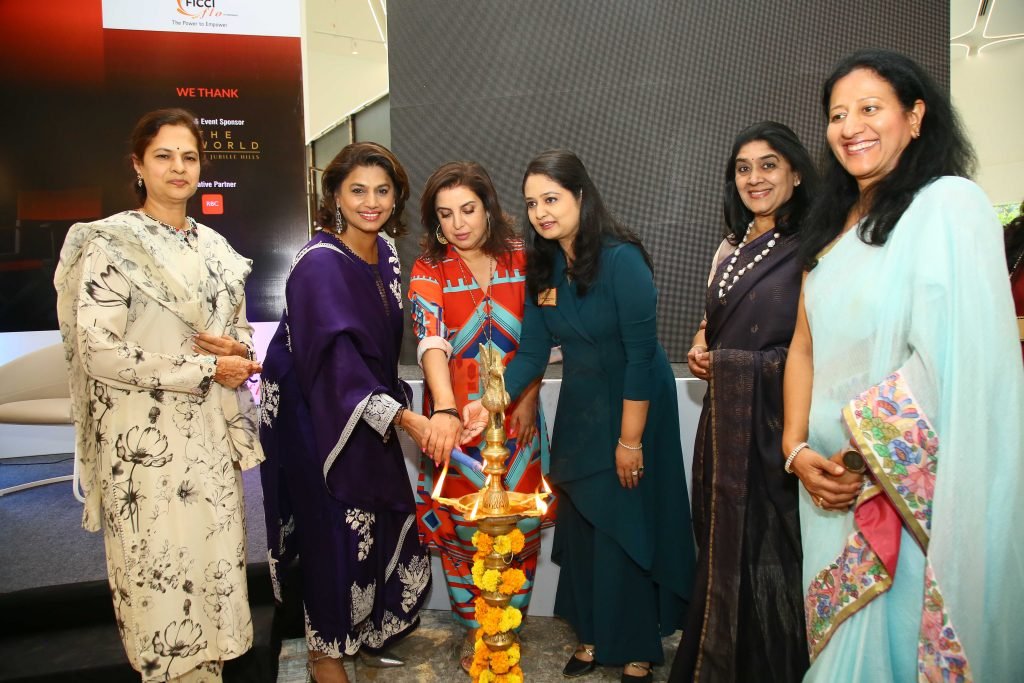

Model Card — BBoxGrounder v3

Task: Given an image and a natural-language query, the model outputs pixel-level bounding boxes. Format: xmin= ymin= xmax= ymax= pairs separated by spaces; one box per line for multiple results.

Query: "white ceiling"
xmin=950 ymin=0 xmax=1024 ymax=203
xmin=302 ymin=0 xmax=389 ymax=141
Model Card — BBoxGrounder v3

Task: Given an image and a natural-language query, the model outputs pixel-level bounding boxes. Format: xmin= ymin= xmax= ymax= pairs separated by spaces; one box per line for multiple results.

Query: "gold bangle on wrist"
xmin=617 ymin=438 xmax=642 ymax=450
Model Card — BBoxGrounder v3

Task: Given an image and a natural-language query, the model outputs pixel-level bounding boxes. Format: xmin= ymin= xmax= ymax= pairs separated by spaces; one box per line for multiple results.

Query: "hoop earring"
xmin=435 ymin=225 xmax=448 ymax=245
xmin=137 ymin=174 xmax=143 ymax=188
xmin=335 ymin=207 xmax=346 ymax=232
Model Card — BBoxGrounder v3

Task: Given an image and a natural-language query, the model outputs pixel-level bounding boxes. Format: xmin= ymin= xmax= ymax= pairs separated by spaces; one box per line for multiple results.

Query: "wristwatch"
xmin=841 ymin=448 xmax=866 ymax=474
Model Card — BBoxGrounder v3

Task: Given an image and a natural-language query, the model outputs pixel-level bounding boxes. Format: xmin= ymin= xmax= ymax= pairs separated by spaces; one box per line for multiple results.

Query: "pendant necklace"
xmin=458 ymin=253 xmax=496 ymax=348
xmin=717 ymin=222 xmax=780 ymax=300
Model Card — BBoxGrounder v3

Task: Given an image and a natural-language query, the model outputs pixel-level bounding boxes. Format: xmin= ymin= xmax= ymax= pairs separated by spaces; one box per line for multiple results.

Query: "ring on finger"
xmin=630 ymin=469 xmax=639 ymax=477
xmin=815 ymin=496 xmax=824 ymax=508
xmin=638 ymin=465 xmax=645 ymax=474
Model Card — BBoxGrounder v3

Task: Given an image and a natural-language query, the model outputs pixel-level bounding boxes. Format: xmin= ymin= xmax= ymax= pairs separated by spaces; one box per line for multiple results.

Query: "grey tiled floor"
xmin=277 ymin=609 xmax=682 ymax=682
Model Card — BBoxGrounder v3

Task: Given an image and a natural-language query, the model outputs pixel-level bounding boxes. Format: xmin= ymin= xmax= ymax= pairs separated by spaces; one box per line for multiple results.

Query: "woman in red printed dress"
xmin=408 ymin=161 xmax=552 ymax=670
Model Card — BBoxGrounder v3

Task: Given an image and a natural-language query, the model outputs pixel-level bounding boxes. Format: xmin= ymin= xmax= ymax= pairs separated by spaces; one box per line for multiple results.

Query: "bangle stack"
xmin=784 ymin=441 xmax=808 ymax=473
xmin=431 ymin=407 xmax=460 ymax=421
xmin=394 ymin=407 xmax=405 ymax=429
xmin=617 ymin=438 xmax=642 ymax=450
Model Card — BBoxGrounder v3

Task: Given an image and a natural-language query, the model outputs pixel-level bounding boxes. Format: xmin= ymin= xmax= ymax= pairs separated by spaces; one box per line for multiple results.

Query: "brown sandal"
xmin=460 ymin=629 xmax=477 ymax=674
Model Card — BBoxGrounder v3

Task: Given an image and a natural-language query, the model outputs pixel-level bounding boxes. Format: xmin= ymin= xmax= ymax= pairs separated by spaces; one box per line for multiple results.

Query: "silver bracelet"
xmin=617 ymin=438 xmax=643 ymax=451
xmin=784 ymin=441 xmax=809 ymax=473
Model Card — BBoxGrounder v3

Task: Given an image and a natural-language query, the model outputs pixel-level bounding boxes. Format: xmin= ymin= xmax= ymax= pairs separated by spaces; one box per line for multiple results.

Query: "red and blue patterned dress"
xmin=408 ymin=243 xmax=553 ymax=627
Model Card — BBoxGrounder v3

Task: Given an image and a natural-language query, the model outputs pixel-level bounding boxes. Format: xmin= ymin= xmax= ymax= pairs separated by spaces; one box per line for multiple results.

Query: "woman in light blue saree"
xmin=781 ymin=49 xmax=1024 ymax=682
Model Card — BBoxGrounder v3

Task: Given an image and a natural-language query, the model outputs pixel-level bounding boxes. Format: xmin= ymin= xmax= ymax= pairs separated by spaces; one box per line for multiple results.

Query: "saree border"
xmin=806 ymin=527 xmax=892 ymax=660
xmin=841 ymin=371 xmax=938 ymax=552
xmin=918 ymin=561 xmax=973 ymax=682
xmin=692 ymin=363 xmax=720 ymax=681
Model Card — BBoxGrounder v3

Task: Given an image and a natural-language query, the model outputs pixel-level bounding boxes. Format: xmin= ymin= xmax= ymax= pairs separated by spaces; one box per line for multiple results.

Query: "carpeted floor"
xmin=2 ymin=455 xmax=685 ymax=682
xmin=0 ymin=454 xmax=268 ymax=593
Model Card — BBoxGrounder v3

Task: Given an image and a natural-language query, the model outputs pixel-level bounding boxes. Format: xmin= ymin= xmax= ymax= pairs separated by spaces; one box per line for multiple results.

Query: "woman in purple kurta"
xmin=259 ymin=143 xmax=432 ymax=683
xmin=670 ymin=123 xmax=816 ymax=683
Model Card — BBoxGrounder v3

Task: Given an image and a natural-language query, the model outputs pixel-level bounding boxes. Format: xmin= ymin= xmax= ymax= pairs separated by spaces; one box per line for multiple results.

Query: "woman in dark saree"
xmin=670 ymin=122 xmax=817 ymax=683
xmin=259 ymin=142 xmax=432 ymax=683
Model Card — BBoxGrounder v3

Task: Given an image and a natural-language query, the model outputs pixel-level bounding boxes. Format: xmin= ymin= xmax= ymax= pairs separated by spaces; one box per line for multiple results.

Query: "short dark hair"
xmin=317 ymin=142 xmax=410 ymax=239
xmin=723 ymin=121 xmax=818 ymax=245
xmin=129 ymin=108 xmax=205 ymax=203
xmin=418 ymin=161 xmax=519 ymax=263
xmin=521 ymin=149 xmax=651 ymax=297
xmin=800 ymin=49 xmax=976 ymax=269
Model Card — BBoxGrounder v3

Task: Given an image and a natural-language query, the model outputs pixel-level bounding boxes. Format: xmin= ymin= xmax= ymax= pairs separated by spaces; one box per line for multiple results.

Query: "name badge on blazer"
xmin=537 ymin=288 xmax=557 ymax=307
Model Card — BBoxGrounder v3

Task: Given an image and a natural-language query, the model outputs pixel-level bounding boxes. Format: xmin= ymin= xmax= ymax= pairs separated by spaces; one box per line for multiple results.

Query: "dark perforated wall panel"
xmin=389 ymin=1 xmax=948 ymax=361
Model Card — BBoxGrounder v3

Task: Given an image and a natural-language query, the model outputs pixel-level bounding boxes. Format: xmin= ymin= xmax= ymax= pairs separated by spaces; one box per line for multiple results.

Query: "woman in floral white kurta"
xmin=54 ymin=112 xmax=263 ymax=682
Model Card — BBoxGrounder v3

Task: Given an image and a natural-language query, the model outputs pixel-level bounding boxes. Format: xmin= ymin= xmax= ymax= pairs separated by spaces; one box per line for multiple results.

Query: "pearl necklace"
xmin=717 ymin=224 xmax=780 ymax=300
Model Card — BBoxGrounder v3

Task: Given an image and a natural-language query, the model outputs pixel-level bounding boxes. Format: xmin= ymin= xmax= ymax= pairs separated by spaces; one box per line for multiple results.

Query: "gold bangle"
xmin=617 ymin=438 xmax=642 ymax=450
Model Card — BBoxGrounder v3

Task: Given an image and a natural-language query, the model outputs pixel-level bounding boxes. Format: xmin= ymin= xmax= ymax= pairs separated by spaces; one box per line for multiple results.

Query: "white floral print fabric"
xmin=54 ymin=211 xmax=263 ymax=680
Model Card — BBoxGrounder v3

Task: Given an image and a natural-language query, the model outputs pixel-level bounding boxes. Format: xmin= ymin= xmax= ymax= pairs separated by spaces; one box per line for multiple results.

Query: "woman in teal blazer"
xmin=465 ymin=150 xmax=695 ymax=682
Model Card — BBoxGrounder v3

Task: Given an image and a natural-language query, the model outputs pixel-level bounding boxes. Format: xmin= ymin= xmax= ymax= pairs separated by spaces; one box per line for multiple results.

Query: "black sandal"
xmin=563 ymin=644 xmax=597 ymax=678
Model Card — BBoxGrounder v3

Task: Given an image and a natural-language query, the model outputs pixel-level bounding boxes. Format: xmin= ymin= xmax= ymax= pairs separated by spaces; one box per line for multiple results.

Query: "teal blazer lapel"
xmin=550 ymin=253 xmax=597 ymax=345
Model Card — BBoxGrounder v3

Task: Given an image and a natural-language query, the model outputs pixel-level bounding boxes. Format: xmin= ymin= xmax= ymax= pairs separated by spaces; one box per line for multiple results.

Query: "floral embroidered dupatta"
xmin=54 ymin=211 xmax=261 ymax=531
xmin=800 ymin=178 xmax=1024 ymax=682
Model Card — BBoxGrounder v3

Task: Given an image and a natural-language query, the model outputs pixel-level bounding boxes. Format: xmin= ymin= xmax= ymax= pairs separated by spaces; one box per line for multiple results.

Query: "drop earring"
xmin=335 ymin=207 xmax=346 ymax=232
xmin=435 ymin=225 xmax=448 ymax=245
xmin=137 ymin=174 xmax=143 ymax=187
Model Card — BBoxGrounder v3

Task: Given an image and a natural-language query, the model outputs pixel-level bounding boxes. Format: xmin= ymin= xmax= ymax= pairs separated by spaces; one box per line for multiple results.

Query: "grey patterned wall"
xmin=389 ymin=0 xmax=948 ymax=362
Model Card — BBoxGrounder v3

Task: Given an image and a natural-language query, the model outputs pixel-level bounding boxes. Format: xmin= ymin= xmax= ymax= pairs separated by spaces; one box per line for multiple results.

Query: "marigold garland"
xmin=471 ymin=529 xmax=529 ymax=682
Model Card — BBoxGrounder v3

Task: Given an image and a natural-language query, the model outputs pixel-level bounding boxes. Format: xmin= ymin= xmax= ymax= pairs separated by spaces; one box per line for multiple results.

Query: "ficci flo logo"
xmin=177 ymin=0 xmax=223 ymax=19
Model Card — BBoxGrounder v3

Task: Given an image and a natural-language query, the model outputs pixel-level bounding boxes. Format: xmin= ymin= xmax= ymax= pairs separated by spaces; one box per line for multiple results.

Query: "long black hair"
xmin=723 ymin=121 xmax=818 ymax=245
xmin=799 ymin=49 xmax=976 ymax=268
xmin=521 ymin=149 xmax=651 ymax=297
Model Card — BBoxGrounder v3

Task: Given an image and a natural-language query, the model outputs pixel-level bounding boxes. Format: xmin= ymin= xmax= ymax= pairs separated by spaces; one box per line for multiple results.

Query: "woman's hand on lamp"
xmin=425 ymin=408 xmax=462 ymax=466
xmin=461 ymin=399 xmax=488 ymax=443
xmin=506 ymin=392 xmax=538 ymax=447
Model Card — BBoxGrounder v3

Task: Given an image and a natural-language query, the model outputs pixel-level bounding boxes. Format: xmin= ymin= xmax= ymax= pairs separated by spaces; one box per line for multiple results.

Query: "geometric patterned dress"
xmin=409 ymin=242 xmax=553 ymax=628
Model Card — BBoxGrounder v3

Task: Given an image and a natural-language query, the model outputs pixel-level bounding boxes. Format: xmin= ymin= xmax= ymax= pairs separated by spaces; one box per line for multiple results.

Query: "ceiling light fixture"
xmin=951 ymin=0 xmax=1024 ymax=57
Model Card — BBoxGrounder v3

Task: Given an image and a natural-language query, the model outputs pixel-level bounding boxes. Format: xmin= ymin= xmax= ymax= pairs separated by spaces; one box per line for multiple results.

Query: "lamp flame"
xmin=540 ymin=475 xmax=552 ymax=496
xmin=535 ymin=489 xmax=548 ymax=515
xmin=468 ymin=495 xmax=480 ymax=521
xmin=430 ymin=459 xmax=449 ymax=500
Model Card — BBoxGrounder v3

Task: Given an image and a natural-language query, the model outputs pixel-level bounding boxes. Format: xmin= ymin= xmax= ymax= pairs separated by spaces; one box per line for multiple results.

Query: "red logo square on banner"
xmin=202 ymin=194 xmax=224 ymax=215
